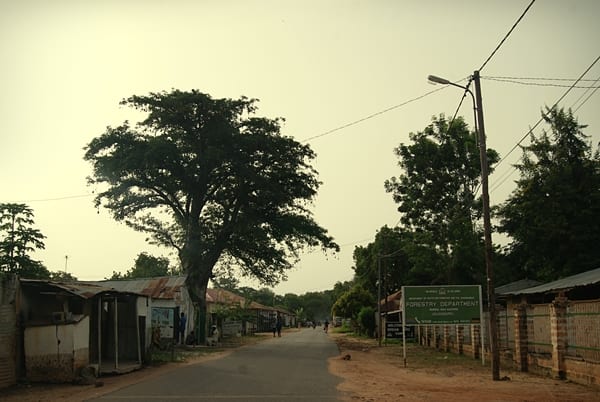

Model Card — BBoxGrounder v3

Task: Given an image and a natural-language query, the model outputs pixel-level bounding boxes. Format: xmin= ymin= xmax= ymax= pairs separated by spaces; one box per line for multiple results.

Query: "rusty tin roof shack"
xmin=20 ymin=279 xmax=147 ymax=381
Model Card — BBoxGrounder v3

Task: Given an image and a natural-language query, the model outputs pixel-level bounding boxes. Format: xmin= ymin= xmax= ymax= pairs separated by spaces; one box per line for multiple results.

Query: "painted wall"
xmin=25 ymin=317 xmax=90 ymax=382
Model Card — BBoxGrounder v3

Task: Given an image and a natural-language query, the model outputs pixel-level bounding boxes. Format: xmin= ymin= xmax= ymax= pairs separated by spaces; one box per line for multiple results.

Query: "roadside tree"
xmin=497 ymin=107 xmax=600 ymax=281
xmin=108 ymin=252 xmax=178 ymax=280
xmin=331 ymin=285 xmax=375 ymax=323
xmin=0 ymin=203 xmax=50 ymax=279
xmin=84 ymin=90 xmax=338 ymax=336
xmin=384 ymin=115 xmax=498 ymax=285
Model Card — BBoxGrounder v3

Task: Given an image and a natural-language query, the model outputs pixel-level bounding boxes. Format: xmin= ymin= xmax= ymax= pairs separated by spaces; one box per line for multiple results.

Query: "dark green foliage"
xmin=107 ymin=252 xmax=179 ymax=280
xmin=237 ymin=286 xmax=277 ymax=307
xmin=384 ymin=115 xmax=498 ymax=285
xmin=84 ymin=90 xmax=338 ymax=308
xmin=299 ymin=291 xmax=333 ymax=321
xmin=497 ymin=107 xmax=600 ymax=281
xmin=49 ymin=271 xmax=78 ymax=281
xmin=0 ymin=203 xmax=50 ymax=279
xmin=357 ymin=306 xmax=376 ymax=337
xmin=332 ymin=285 xmax=375 ymax=320
xmin=353 ymin=226 xmax=412 ymax=296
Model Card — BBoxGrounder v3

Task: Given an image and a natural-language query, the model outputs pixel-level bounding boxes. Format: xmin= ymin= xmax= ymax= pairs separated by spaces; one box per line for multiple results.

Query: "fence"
xmin=566 ymin=300 xmax=600 ymax=362
xmin=415 ymin=296 xmax=600 ymax=387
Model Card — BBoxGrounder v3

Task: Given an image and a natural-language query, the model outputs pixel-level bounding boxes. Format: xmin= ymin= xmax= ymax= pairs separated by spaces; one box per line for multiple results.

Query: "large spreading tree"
xmin=84 ymin=90 xmax=338 ymax=328
xmin=384 ymin=115 xmax=499 ymax=285
xmin=497 ymin=107 xmax=600 ymax=281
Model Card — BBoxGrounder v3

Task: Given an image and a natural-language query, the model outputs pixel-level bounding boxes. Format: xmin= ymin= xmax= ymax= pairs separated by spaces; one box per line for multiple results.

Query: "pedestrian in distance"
xmin=276 ymin=314 xmax=283 ymax=337
xmin=179 ymin=312 xmax=187 ymax=344
xmin=324 ymin=319 xmax=329 ymax=334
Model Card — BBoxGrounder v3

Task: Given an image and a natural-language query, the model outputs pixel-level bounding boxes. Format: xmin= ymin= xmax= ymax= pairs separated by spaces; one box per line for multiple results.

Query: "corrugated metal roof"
xmin=379 ymin=290 xmax=402 ymax=313
xmin=206 ymin=288 xmax=279 ymax=311
xmin=20 ymin=279 xmax=137 ymax=299
xmin=93 ymin=275 xmax=187 ymax=299
xmin=502 ymin=267 xmax=600 ymax=295
xmin=496 ymin=279 xmax=542 ymax=295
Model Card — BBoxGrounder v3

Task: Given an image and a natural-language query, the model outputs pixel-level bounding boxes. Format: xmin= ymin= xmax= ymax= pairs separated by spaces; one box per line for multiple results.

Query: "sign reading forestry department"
xmin=403 ymin=285 xmax=481 ymax=325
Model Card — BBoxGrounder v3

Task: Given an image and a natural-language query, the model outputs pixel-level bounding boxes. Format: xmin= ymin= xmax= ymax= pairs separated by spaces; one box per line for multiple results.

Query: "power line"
xmin=299 ymin=86 xmax=447 ymax=143
xmin=9 ymin=193 xmax=94 ymax=203
xmin=483 ymin=76 xmax=599 ymax=82
xmin=491 ymin=73 xmax=600 ymax=194
xmin=573 ymin=75 xmax=600 ymax=112
xmin=482 ymin=76 xmax=600 ymax=89
xmin=488 ymin=55 xmax=600 ymax=194
xmin=478 ymin=0 xmax=536 ymax=72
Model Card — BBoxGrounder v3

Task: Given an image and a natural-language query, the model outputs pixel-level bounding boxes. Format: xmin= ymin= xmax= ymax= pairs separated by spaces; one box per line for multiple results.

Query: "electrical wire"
xmin=10 ymin=193 xmax=94 ymax=203
xmin=488 ymin=55 xmax=600 ymax=194
xmin=299 ymin=86 xmax=447 ymax=143
xmin=482 ymin=76 xmax=600 ymax=89
xmin=478 ymin=0 xmax=536 ymax=72
xmin=490 ymin=74 xmax=600 ymax=194
xmin=483 ymin=76 xmax=599 ymax=82
xmin=573 ymin=75 xmax=600 ymax=113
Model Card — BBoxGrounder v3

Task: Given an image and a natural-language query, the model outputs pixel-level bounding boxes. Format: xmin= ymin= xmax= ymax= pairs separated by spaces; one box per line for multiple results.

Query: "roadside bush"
xmin=357 ymin=306 xmax=376 ymax=337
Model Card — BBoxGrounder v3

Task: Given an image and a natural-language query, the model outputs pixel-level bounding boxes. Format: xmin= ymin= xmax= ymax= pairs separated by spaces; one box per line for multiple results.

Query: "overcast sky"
xmin=1 ymin=0 xmax=599 ymax=295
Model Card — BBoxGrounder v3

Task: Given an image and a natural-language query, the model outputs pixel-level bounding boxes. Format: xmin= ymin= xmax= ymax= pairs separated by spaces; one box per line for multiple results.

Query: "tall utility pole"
xmin=377 ymin=256 xmax=382 ymax=347
xmin=427 ymin=71 xmax=500 ymax=380
xmin=473 ymin=70 xmax=500 ymax=380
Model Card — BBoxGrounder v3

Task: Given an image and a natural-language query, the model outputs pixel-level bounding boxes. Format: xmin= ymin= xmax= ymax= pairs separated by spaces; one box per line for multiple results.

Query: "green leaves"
xmin=497 ymin=107 xmax=600 ymax=281
xmin=85 ymin=89 xmax=338 ymax=299
xmin=0 ymin=203 xmax=49 ymax=278
xmin=384 ymin=115 xmax=496 ymax=285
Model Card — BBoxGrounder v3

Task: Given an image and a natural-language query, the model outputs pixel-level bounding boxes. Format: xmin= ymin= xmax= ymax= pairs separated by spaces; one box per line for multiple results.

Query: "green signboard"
xmin=402 ymin=285 xmax=481 ymax=325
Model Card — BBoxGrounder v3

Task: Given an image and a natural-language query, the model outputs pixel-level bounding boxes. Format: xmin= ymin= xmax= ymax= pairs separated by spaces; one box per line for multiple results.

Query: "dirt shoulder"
xmin=328 ymin=332 xmax=600 ymax=402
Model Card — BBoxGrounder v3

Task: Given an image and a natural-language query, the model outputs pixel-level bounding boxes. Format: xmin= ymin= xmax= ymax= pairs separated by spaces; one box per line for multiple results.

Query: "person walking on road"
xmin=276 ymin=314 xmax=283 ymax=337
xmin=179 ymin=312 xmax=187 ymax=344
xmin=324 ymin=319 xmax=329 ymax=334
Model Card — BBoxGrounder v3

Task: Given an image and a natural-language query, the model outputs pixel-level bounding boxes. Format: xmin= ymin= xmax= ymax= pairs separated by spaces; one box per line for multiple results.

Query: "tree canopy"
xmin=107 ymin=252 xmax=179 ymax=280
xmin=84 ymin=90 xmax=338 ymax=314
xmin=497 ymin=107 xmax=600 ymax=281
xmin=331 ymin=284 xmax=374 ymax=321
xmin=0 ymin=203 xmax=50 ymax=279
xmin=384 ymin=115 xmax=499 ymax=285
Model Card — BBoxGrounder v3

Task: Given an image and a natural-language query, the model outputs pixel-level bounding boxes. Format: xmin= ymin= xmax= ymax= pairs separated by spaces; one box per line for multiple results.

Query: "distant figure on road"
xmin=324 ymin=319 xmax=329 ymax=333
xmin=179 ymin=312 xmax=187 ymax=344
xmin=276 ymin=315 xmax=283 ymax=337
xmin=272 ymin=318 xmax=277 ymax=337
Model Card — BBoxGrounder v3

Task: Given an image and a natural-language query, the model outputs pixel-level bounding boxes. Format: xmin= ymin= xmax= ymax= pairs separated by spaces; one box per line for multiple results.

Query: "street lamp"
xmin=428 ymin=71 xmax=500 ymax=381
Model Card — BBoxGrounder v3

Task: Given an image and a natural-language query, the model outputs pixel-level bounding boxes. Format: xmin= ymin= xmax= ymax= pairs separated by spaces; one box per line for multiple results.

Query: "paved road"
xmin=89 ymin=327 xmax=342 ymax=402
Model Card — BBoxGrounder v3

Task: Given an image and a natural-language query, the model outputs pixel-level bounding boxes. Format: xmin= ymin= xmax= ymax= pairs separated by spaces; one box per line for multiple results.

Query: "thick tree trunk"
xmin=192 ymin=278 xmax=209 ymax=343
xmin=179 ymin=231 xmax=224 ymax=344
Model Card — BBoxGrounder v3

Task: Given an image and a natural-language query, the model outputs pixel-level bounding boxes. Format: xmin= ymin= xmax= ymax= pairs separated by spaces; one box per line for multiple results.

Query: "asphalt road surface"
xmin=89 ymin=327 xmax=342 ymax=402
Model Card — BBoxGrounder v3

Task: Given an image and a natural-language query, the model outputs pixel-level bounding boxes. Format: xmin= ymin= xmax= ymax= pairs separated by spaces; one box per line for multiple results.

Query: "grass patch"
xmin=331 ymin=324 xmax=356 ymax=334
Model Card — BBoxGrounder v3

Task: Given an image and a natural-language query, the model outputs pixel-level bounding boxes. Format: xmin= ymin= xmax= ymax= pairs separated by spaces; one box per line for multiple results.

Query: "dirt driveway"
xmin=1 ymin=331 xmax=599 ymax=401
xmin=328 ymin=332 xmax=600 ymax=401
